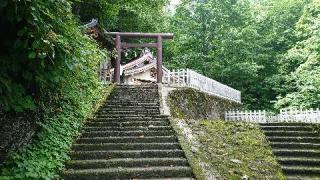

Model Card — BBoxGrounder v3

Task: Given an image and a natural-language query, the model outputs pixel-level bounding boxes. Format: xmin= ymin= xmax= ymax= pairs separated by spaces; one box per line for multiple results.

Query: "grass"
xmin=171 ymin=119 xmax=286 ymax=180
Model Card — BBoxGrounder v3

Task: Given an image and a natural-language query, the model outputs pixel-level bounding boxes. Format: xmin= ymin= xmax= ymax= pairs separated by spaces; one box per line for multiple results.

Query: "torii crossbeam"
xmin=105 ymin=32 xmax=174 ymax=83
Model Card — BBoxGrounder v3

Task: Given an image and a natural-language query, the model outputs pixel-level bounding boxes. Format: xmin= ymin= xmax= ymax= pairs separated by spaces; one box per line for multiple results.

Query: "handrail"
xmin=163 ymin=69 xmax=241 ymax=103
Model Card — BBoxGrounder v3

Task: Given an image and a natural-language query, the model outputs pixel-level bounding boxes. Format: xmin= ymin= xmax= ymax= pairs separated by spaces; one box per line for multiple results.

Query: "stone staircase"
xmin=62 ymin=84 xmax=193 ymax=179
xmin=260 ymin=123 xmax=320 ymax=179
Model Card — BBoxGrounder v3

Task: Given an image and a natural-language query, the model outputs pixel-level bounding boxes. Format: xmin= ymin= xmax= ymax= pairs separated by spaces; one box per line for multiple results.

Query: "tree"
xmin=276 ymin=0 xmax=320 ymax=109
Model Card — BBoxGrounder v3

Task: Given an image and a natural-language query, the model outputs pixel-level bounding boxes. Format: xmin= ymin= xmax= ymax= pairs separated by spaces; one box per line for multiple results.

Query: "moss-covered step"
xmin=76 ymin=136 xmax=178 ymax=144
xmin=264 ymin=130 xmax=317 ymax=137
xmin=271 ymin=142 xmax=320 ymax=149
xmin=259 ymin=123 xmax=313 ymax=126
xmin=62 ymin=166 xmax=193 ymax=180
xmin=273 ymin=149 xmax=320 ymax=157
xmin=260 ymin=125 xmax=313 ymax=131
xmin=267 ymin=136 xmax=320 ymax=143
xmin=85 ymin=121 xmax=170 ymax=127
xmin=70 ymin=150 xmax=185 ymax=160
xmin=82 ymin=126 xmax=173 ymax=132
xmin=72 ymin=143 xmax=181 ymax=151
xmin=91 ymin=116 xmax=169 ymax=122
xmin=281 ymin=165 xmax=320 ymax=175
xmin=80 ymin=130 xmax=175 ymax=137
xmin=278 ymin=157 xmax=320 ymax=166
xmin=66 ymin=158 xmax=189 ymax=169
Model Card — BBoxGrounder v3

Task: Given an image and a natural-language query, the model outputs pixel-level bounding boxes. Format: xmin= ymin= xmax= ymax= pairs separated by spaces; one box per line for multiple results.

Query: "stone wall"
xmin=167 ymin=87 xmax=241 ymax=120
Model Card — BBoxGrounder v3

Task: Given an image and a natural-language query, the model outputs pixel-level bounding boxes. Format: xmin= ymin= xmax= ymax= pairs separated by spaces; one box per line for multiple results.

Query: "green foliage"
xmin=165 ymin=0 xmax=317 ymax=110
xmin=0 ymin=0 xmax=114 ymax=178
xmin=0 ymin=85 xmax=113 ymax=179
xmin=276 ymin=0 xmax=320 ymax=109
xmin=0 ymin=0 xmax=107 ymax=112
xmin=73 ymin=0 xmax=169 ymax=32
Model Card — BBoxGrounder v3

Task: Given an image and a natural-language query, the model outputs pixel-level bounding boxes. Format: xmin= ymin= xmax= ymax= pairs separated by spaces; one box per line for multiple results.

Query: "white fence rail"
xmin=225 ymin=108 xmax=320 ymax=123
xmin=163 ymin=69 xmax=241 ymax=103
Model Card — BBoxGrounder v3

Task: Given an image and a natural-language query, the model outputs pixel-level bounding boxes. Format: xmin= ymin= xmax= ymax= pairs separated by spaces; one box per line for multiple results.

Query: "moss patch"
xmin=312 ymin=124 xmax=320 ymax=135
xmin=168 ymin=88 xmax=240 ymax=120
xmin=172 ymin=119 xmax=285 ymax=179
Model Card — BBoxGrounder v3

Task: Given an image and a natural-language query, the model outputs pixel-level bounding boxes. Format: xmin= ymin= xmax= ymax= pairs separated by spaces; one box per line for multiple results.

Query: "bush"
xmin=0 ymin=0 xmax=112 ymax=179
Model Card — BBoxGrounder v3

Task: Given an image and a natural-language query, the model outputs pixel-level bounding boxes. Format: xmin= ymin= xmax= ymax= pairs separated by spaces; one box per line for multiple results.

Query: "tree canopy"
xmin=164 ymin=0 xmax=318 ymax=110
xmin=0 ymin=0 xmax=319 ymax=112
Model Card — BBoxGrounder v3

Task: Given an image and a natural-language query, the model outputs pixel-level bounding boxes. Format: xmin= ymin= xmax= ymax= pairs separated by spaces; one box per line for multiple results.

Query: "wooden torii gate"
xmin=105 ymin=32 xmax=174 ymax=83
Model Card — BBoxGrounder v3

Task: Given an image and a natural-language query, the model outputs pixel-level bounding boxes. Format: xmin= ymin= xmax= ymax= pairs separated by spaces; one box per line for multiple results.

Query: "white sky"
xmin=168 ymin=0 xmax=181 ymax=12
xmin=171 ymin=0 xmax=181 ymax=5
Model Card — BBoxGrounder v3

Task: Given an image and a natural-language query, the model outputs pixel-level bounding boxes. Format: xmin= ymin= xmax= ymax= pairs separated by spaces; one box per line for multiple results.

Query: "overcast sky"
xmin=168 ymin=0 xmax=181 ymax=12
xmin=171 ymin=0 xmax=181 ymax=5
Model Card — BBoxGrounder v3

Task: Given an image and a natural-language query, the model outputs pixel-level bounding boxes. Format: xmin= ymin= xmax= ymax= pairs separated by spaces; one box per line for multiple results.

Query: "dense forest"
xmin=0 ymin=0 xmax=319 ymax=178
xmin=1 ymin=0 xmax=319 ymax=114
xmin=164 ymin=0 xmax=320 ymax=110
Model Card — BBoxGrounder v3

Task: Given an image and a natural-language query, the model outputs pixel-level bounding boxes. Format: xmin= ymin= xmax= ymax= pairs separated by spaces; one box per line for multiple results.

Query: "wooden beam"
xmin=105 ymin=32 xmax=174 ymax=39
xmin=114 ymin=35 xmax=121 ymax=83
xmin=157 ymin=36 xmax=163 ymax=83
xmin=122 ymin=43 xmax=158 ymax=49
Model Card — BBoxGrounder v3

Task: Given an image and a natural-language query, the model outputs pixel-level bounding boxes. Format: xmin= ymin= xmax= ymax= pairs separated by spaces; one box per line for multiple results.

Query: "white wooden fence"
xmin=225 ymin=108 xmax=320 ymax=123
xmin=162 ymin=69 xmax=241 ymax=103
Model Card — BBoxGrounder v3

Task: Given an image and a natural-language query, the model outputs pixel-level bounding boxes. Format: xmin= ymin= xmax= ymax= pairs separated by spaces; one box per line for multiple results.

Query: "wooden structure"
xmin=108 ymin=50 xmax=170 ymax=85
xmin=104 ymin=32 xmax=174 ymax=83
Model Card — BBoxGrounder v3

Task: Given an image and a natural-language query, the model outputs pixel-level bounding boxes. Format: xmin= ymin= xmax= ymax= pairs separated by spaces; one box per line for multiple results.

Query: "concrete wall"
xmin=163 ymin=87 xmax=241 ymax=120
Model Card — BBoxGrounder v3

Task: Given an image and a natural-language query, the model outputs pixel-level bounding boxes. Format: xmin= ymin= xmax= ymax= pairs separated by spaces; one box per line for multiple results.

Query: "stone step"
xmin=102 ymin=105 xmax=160 ymax=109
xmin=267 ymin=136 xmax=320 ymax=143
xmin=66 ymin=158 xmax=188 ymax=169
xmin=91 ymin=117 xmax=169 ymax=122
xmin=81 ymin=130 xmax=175 ymax=137
xmin=100 ymin=109 xmax=160 ymax=113
xmin=101 ymin=107 xmax=160 ymax=111
xmin=104 ymin=103 xmax=160 ymax=106
xmin=97 ymin=112 xmax=160 ymax=116
xmin=273 ymin=149 xmax=320 ymax=157
xmin=271 ymin=142 xmax=320 ymax=150
xmin=259 ymin=123 xmax=311 ymax=127
xmin=106 ymin=100 xmax=159 ymax=103
xmin=76 ymin=136 xmax=178 ymax=144
xmin=72 ymin=143 xmax=181 ymax=151
xmin=286 ymin=175 xmax=320 ymax=180
xmin=282 ymin=165 xmax=320 ymax=175
xmin=116 ymin=84 xmax=158 ymax=88
xmin=110 ymin=93 xmax=159 ymax=96
xmin=278 ymin=157 xmax=320 ymax=166
xmin=70 ymin=149 xmax=185 ymax=160
xmin=94 ymin=115 xmax=168 ymax=119
xmin=86 ymin=121 xmax=170 ymax=127
xmin=95 ymin=114 xmax=168 ymax=118
xmin=82 ymin=126 xmax=173 ymax=132
xmin=63 ymin=166 xmax=192 ymax=179
xmin=109 ymin=98 xmax=159 ymax=102
xmin=110 ymin=93 xmax=158 ymax=96
xmin=263 ymin=131 xmax=317 ymax=137
xmin=260 ymin=126 xmax=313 ymax=131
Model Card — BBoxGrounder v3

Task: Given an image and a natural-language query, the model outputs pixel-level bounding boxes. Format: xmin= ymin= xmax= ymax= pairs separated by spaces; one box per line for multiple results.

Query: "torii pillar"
xmin=105 ymin=32 xmax=174 ymax=84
